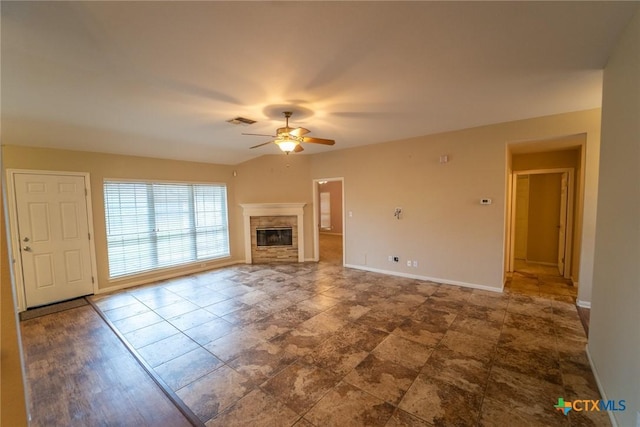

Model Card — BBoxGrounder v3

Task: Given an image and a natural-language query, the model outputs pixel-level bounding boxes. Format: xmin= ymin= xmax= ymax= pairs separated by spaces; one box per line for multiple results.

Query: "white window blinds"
xmin=104 ymin=181 xmax=230 ymax=278
xmin=320 ymin=192 xmax=331 ymax=230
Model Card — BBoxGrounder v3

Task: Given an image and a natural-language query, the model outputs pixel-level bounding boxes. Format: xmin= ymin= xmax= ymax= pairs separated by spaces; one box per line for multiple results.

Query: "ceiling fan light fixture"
xmin=246 ymin=111 xmax=334 ymax=154
xmin=275 ymin=139 xmax=299 ymax=153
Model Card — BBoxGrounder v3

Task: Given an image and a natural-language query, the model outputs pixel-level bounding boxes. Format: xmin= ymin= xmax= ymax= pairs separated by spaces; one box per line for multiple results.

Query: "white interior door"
xmin=557 ymin=172 xmax=569 ymax=276
xmin=14 ymin=173 xmax=95 ymax=308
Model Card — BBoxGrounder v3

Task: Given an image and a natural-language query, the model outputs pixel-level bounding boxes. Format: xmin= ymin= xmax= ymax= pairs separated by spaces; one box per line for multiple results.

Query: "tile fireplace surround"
xmin=241 ymin=203 xmax=306 ymax=264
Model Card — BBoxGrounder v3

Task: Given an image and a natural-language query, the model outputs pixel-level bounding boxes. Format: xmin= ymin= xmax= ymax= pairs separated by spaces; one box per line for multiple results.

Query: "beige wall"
xmin=527 ymin=173 xmax=562 ymax=264
xmin=310 ymin=109 xmax=601 ymax=291
xmin=590 ymin=8 xmax=639 ymax=427
xmin=512 ymin=147 xmax=581 ymax=170
xmin=2 ymin=146 xmax=242 ymax=294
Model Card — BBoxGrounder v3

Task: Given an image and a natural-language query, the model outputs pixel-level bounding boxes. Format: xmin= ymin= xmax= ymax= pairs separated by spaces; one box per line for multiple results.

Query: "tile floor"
xmin=20 ymin=304 xmax=193 ymax=426
xmin=89 ymin=257 xmax=608 ymax=427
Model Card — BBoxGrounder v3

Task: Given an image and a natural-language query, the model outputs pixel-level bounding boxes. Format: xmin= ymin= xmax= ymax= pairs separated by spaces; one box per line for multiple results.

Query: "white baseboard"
xmin=96 ymin=259 xmax=243 ymax=294
xmin=525 ymin=260 xmax=559 ymax=267
xmin=576 ymin=299 xmax=591 ymax=309
xmin=586 ymin=344 xmax=619 ymax=427
xmin=344 ymin=264 xmax=503 ymax=293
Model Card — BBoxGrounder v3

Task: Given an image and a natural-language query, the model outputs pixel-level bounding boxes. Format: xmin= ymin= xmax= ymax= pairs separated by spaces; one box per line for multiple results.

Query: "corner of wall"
xmin=1 ymin=166 xmax=30 ymax=425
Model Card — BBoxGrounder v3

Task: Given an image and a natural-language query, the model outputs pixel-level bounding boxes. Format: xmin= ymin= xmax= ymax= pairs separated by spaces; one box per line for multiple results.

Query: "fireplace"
xmin=256 ymin=227 xmax=293 ymax=247
xmin=240 ymin=203 xmax=306 ymax=263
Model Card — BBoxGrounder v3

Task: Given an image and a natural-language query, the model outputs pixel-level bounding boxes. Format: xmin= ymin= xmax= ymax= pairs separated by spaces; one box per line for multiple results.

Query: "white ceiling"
xmin=1 ymin=1 xmax=637 ymax=165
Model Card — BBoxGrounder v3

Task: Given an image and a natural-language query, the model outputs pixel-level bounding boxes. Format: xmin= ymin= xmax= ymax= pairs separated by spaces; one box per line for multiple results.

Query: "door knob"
xmin=23 ymin=237 xmax=30 ymax=242
xmin=23 ymin=246 xmax=32 ymax=252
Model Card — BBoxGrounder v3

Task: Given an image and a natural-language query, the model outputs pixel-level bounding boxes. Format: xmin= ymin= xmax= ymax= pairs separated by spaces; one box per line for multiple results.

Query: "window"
xmin=320 ymin=191 xmax=331 ymax=230
xmin=104 ymin=181 xmax=230 ymax=278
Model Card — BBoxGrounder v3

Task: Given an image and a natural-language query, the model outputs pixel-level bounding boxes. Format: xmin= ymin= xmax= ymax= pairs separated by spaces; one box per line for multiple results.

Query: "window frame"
xmin=103 ymin=178 xmax=231 ymax=280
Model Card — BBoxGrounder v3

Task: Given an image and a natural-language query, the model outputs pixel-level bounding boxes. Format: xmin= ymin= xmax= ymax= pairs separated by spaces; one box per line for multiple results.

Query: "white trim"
xmin=312 ymin=178 xmax=345 ymax=266
xmin=586 ymin=345 xmax=619 ymax=427
xmin=240 ymin=203 xmax=306 ymax=263
xmin=95 ymin=259 xmax=243 ymax=294
xmin=6 ymin=169 xmax=99 ymax=312
xmin=576 ymin=299 xmax=591 ymax=309
xmin=344 ymin=264 xmax=504 ymax=293
xmin=106 ymin=256 xmax=233 ymax=285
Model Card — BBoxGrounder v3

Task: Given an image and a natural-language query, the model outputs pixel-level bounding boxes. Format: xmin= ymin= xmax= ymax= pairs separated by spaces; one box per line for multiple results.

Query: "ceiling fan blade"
xmin=294 ymin=144 xmax=304 ymax=153
xmin=243 ymin=133 xmax=276 ymax=137
xmin=302 ymin=136 xmax=335 ymax=145
xmin=249 ymin=141 xmax=274 ymax=149
xmin=290 ymin=127 xmax=310 ymax=137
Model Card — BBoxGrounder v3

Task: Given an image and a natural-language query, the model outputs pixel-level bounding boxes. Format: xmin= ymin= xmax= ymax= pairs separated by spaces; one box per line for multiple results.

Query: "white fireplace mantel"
xmin=240 ymin=203 xmax=306 ymax=263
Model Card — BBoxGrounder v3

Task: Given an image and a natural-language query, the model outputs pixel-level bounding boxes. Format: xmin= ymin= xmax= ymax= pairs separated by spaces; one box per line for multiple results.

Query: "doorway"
xmin=312 ymin=178 xmax=344 ymax=265
xmin=509 ymin=168 xmax=574 ymax=279
xmin=7 ymin=170 xmax=98 ymax=310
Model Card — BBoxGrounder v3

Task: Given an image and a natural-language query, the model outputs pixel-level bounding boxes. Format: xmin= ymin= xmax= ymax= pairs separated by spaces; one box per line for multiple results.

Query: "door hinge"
xmin=91 ymin=276 xmax=95 ymax=284
xmin=85 ymin=188 xmax=88 ymax=196
xmin=88 ymin=232 xmax=91 ymax=240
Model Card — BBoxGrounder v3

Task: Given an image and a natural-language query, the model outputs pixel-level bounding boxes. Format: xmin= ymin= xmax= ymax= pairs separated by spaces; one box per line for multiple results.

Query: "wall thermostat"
xmin=480 ymin=198 xmax=492 ymax=205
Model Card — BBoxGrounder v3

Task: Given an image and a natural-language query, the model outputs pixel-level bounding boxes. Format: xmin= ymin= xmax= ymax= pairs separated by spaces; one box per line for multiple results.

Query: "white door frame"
xmin=312 ymin=177 xmax=345 ymax=264
xmin=508 ymin=168 xmax=574 ymax=279
xmin=6 ymin=169 xmax=99 ymax=312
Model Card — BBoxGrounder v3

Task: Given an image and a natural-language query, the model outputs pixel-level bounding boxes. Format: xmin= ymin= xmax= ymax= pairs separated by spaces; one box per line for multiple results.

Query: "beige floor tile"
xmin=205 ymin=389 xmax=300 ymax=427
xmin=261 ymin=361 xmax=340 ymax=414
xmin=176 ymin=365 xmax=252 ymax=422
xmin=305 ymin=381 xmax=395 ymax=427
xmin=343 ymin=354 xmax=418 ymax=404
xmin=372 ymin=334 xmax=434 ymax=371
xmin=68 ymin=254 xmax=596 ymax=427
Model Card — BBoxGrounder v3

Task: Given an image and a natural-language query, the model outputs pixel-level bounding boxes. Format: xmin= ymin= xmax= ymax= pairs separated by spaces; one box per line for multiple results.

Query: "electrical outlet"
xmin=413 ymin=260 xmax=418 ymax=267
xmin=393 ymin=256 xmax=399 ymax=262
xmin=406 ymin=260 xmax=412 ymax=267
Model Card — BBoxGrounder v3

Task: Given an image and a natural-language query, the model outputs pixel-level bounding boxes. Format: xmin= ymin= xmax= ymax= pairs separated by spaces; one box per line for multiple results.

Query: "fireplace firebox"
xmin=256 ymin=227 xmax=293 ymax=247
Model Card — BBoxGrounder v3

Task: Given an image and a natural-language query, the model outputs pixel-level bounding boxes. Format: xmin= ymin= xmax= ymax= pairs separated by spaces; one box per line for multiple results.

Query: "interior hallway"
xmin=318 ymin=233 xmax=343 ymax=265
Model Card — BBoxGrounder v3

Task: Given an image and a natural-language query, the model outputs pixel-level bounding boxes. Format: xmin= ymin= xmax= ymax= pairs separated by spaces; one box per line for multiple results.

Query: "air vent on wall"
xmin=226 ymin=116 xmax=257 ymax=126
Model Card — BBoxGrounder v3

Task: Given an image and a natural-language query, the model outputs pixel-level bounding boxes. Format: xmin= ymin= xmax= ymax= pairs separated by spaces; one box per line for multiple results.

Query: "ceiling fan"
xmin=243 ymin=111 xmax=335 ymax=154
